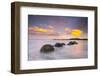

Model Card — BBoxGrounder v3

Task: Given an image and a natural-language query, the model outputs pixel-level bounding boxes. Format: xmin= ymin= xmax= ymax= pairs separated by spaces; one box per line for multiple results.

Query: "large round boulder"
xmin=40 ymin=44 xmax=55 ymax=53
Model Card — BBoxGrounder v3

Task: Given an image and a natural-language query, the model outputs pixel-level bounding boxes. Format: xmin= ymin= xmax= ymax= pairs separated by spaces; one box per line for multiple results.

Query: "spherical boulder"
xmin=40 ymin=44 xmax=55 ymax=53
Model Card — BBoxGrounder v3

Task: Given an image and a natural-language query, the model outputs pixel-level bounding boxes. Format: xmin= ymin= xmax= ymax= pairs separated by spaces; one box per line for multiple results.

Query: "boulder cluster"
xmin=40 ymin=41 xmax=78 ymax=53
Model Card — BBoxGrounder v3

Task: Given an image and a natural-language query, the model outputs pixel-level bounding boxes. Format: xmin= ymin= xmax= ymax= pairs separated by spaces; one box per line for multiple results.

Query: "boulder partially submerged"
xmin=55 ymin=43 xmax=65 ymax=47
xmin=67 ymin=41 xmax=78 ymax=45
xmin=40 ymin=44 xmax=55 ymax=53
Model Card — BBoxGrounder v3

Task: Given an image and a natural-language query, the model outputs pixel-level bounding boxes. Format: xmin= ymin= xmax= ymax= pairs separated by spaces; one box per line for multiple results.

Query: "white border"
xmin=20 ymin=6 xmax=95 ymax=70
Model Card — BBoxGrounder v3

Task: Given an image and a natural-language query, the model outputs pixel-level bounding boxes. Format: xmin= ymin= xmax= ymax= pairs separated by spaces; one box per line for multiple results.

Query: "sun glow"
xmin=71 ymin=29 xmax=82 ymax=37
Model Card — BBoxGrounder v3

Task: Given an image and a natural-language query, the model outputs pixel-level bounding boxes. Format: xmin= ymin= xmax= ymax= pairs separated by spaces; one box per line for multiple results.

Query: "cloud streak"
xmin=29 ymin=26 xmax=83 ymax=39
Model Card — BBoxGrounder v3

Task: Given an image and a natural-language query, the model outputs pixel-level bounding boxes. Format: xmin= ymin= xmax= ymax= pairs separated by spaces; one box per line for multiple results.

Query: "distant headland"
xmin=53 ymin=38 xmax=88 ymax=40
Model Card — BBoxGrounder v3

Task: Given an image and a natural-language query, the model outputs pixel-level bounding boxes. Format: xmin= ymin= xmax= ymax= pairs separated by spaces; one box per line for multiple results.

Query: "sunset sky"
xmin=28 ymin=15 xmax=88 ymax=39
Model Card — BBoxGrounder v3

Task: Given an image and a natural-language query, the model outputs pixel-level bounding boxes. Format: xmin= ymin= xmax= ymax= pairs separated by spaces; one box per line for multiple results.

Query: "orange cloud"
xmin=64 ymin=28 xmax=71 ymax=31
xmin=32 ymin=26 xmax=49 ymax=33
xmin=29 ymin=26 xmax=83 ymax=38
xmin=64 ymin=28 xmax=72 ymax=34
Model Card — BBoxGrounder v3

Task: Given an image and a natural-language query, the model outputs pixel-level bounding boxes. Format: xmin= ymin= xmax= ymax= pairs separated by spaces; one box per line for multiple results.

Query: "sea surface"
xmin=28 ymin=36 xmax=88 ymax=61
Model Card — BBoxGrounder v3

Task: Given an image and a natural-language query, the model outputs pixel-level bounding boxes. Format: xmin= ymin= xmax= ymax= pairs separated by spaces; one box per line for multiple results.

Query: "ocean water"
xmin=28 ymin=37 xmax=88 ymax=61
